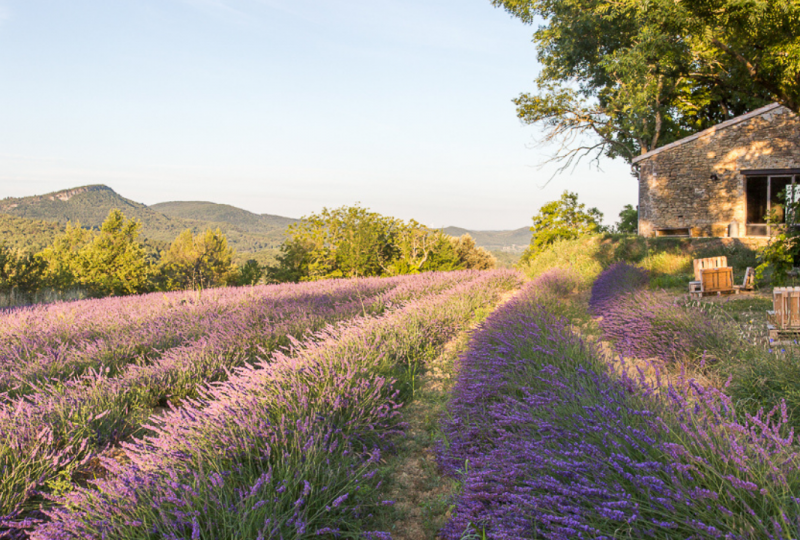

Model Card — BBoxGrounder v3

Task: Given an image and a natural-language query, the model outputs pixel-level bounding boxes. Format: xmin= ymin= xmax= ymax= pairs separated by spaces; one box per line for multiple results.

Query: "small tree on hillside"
xmin=234 ymin=259 xmax=263 ymax=286
xmin=522 ymin=191 xmax=603 ymax=262
xmin=80 ymin=209 xmax=150 ymax=296
xmin=39 ymin=210 xmax=149 ymax=296
xmin=268 ymin=205 xmax=497 ymax=282
xmin=39 ymin=222 xmax=93 ymax=291
xmin=0 ymin=245 xmax=47 ymax=294
xmin=268 ymin=205 xmax=399 ymax=281
xmin=158 ymin=228 xmax=237 ymax=290
xmin=451 ymin=234 xmax=496 ymax=270
xmin=387 ymin=222 xmax=450 ymax=275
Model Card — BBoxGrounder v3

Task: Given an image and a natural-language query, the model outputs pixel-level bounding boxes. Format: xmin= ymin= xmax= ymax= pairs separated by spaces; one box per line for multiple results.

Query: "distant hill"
xmin=0 ymin=185 xmax=531 ymax=264
xmin=150 ymin=201 xmax=296 ymax=233
xmin=442 ymin=226 xmax=531 ymax=253
xmin=0 ymin=185 xmax=295 ymax=264
xmin=0 ymin=185 xmax=191 ymax=244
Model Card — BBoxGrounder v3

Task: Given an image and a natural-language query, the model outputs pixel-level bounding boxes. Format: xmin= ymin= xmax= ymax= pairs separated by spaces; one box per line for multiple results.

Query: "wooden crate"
xmin=693 ymin=256 xmax=728 ymax=282
xmin=772 ymin=287 xmax=800 ymax=329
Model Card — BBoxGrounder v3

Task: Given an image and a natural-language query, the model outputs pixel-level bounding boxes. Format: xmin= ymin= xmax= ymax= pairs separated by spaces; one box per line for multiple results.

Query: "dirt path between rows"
xmin=383 ymin=288 xmax=520 ymax=540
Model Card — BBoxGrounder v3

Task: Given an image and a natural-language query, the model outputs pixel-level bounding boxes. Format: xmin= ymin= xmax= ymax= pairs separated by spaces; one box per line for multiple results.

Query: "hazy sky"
xmin=0 ymin=0 xmax=636 ymax=230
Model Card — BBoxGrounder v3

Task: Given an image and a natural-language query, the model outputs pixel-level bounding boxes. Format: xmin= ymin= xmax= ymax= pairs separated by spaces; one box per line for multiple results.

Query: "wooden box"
xmin=700 ymin=267 xmax=733 ymax=293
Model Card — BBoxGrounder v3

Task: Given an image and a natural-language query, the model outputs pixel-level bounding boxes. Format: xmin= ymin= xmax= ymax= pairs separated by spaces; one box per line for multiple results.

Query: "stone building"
xmin=634 ymin=103 xmax=800 ymax=237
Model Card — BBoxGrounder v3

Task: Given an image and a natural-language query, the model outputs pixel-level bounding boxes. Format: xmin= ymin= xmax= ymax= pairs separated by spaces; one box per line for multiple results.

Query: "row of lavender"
xmin=0 ymin=277 xmax=417 ymax=396
xmin=438 ymin=269 xmax=800 ymax=539
xmin=588 ymin=262 xmax=742 ymax=364
xmin=0 ymin=271 xmax=487 ymax=529
xmin=18 ymin=270 xmax=522 ymax=539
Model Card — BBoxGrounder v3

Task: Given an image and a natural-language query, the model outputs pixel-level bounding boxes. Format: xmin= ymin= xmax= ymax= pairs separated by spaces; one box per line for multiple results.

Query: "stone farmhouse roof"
xmin=631 ymin=103 xmax=785 ymax=165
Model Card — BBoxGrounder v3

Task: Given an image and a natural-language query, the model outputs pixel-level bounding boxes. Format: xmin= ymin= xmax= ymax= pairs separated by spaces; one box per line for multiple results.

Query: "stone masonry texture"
xmin=637 ymin=105 xmax=800 ymax=237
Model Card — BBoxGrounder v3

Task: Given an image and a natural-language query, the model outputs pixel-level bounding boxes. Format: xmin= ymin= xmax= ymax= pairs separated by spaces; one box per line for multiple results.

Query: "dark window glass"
xmin=746 ymin=176 xmax=768 ymax=224
xmin=771 ymin=176 xmax=792 ymax=224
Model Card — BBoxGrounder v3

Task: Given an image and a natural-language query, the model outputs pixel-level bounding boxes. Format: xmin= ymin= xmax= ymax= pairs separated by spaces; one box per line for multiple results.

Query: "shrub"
xmin=522 ymin=235 xmax=606 ymax=285
xmin=588 ymin=261 xmax=649 ymax=315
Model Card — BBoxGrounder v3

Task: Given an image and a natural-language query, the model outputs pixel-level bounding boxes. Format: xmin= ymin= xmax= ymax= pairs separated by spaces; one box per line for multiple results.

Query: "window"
xmin=744 ymin=172 xmax=800 ymax=236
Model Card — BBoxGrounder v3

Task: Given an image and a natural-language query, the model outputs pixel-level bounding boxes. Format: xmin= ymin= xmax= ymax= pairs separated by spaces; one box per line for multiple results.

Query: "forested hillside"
xmin=442 ymin=226 xmax=530 ymax=252
xmin=150 ymin=201 xmax=297 ymax=264
xmin=0 ymin=214 xmax=64 ymax=253
xmin=0 ymin=186 xmax=293 ymax=264
xmin=150 ymin=201 xmax=296 ymax=233
xmin=0 ymin=185 xmax=185 ymax=242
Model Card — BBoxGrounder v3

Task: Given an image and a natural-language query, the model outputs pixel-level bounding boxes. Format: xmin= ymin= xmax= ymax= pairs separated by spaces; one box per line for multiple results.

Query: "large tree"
xmin=684 ymin=0 xmax=800 ymax=113
xmin=492 ymin=0 xmax=798 ymax=166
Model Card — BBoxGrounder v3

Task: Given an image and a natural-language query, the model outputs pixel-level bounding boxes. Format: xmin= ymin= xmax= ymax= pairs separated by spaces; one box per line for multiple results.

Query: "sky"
xmin=0 ymin=0 xmax=636 ymax=230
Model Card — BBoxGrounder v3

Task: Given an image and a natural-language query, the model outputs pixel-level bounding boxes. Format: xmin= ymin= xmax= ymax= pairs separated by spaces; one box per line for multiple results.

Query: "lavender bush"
xmin=13 ymin=270 xmax=521 ymax=538
xmin=588 ymin=261 xmax=650 ymax=316
xmin=438 ymin=269 xmax=800 ymax=539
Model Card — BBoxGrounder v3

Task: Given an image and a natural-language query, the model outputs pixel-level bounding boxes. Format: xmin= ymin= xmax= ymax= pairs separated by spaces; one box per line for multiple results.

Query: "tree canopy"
xmin=157 ymin=228 xmax=237 ymax=290
xmin=492 ymin=0 xmax=799 ymax=166
xmin=0 ymin=245 xmax=47 ymax=294
xmin=613 ymin=204 xmax=638 ymax=234
xmin=268 ymin=205 xmax=496 ymax=282
xmin=39 ymin=210 xmax=149 ymax=296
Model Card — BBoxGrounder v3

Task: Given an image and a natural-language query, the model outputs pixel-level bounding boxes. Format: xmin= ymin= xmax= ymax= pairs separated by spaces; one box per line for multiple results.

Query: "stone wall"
xmin=637 ymin=105 xmax=800 ymax=237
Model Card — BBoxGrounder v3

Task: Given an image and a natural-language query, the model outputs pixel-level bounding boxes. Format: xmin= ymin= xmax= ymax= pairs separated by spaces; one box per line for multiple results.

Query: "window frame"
xmin=742 ymin=170 xmax=800 ymax=236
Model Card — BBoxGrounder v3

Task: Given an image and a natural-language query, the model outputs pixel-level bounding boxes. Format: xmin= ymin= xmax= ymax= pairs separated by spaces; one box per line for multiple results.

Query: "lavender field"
xmin=438 ymin=268 xmax=800 ymax=539
xmin=0 ymin=270 xmax=522 ymax=538
xmin=6 ymin=264 xmax=800 ymax=539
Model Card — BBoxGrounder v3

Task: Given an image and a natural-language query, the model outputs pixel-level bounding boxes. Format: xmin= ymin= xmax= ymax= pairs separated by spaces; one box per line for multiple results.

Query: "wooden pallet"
xmin=767 ymin=323 xmax=800 ymax=344
xmin=772 ymin=287 xmax=800 ymax=328
xmin=741 ymin=267 xmax=756 ymax=291
xmin=693 ymin=256 xmax=728 ymax=282
xmin=690 ymin=288 xmax=739 ymax=298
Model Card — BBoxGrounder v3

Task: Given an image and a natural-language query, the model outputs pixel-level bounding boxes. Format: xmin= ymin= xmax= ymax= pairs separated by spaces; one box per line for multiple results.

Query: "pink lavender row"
xmin=0 ymin=280 xmax=398 ymax=396
xmin=0 ymin=273 xmax=472 ymax=397
xmin=589 ymin=262 xmax=736 ymax=363
xmin=22 ymin=270 xmax=521 ymax=539
xmin=0 ymin=270 xmax=482 ymax=523
xmin=437 ymin=269 xmax=800 ymax=539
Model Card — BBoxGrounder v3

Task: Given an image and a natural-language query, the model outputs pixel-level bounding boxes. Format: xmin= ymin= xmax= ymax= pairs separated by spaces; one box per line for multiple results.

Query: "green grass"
xmin=696 ymin=296 xmax=800 ymax=432
xmin=520 ymin=233 xmax=761 ymax=291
